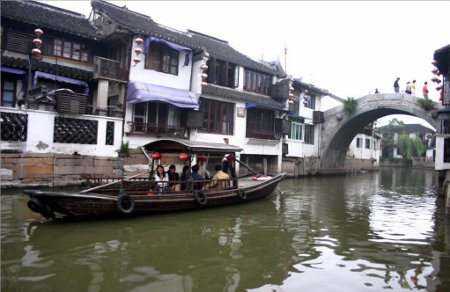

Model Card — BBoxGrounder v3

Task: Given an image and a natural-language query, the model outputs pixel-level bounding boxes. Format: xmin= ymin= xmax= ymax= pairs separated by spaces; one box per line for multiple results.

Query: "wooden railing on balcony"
xmin=93 ymin=56 xmax=126 ymax=81
xmin=246 ymin=128 xmax=282 ymax=140
xmin=128 ymin=122 xmax=187 ymax=138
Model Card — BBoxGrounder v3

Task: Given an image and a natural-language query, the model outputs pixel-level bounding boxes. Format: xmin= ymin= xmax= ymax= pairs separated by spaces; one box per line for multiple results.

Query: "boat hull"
xmin=24 ymin=174 xmax=284 ymax=220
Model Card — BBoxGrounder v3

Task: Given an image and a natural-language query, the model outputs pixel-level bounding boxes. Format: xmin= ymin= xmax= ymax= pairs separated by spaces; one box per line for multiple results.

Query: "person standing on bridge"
xmin=423 ymin=82 xmax=429 ymax=99
xmin=393 ymin=77 xmax=400 ymax=93
xmin=405 ymin=81 xmax=412 ymax=94
xmin=411 ymin=80 xmax=416 ymax=95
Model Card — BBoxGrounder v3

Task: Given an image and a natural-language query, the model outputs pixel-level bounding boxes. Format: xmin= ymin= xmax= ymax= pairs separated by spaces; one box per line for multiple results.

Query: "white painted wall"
xmin=347 ymin=133 xmax=380 ymax=163
xmin=435 ymin=135 xmax=450 ymax=170
xmin=1 ymin=107 xmax=122 ymax=157
xmin=129 ymin=38 xmax=192 ymax=90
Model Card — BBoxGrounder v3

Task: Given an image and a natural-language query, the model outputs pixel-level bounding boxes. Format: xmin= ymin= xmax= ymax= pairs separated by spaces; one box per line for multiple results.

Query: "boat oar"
xmin=234 ymin=158 xmax=258 ymax=175
xmin=80 ymin=171 xmax=149 ymax=194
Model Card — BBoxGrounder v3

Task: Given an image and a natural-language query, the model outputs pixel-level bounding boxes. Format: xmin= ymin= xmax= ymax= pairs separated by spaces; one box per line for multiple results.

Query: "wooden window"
xmin=145 ymin=42 xmax=179 ymax=75
xmin=206 ymin=59 xmax=237 ymax=88
xmin=304 ymin=124 xmax=315 ymax=145
xmin=244 ymin=69 xmax=271 ymax=95
xmin=53 ymin=39 xmax=89 ymax=62
xmin=199 ymin=98 xmax=234 ymax=135
xmin=1 ymin=78 xmax=16 ymax=107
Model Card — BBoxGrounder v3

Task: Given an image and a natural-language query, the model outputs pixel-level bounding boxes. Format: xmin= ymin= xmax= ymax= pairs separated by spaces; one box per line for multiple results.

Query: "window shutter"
xmin=234 ymin=66 xmax=239 ymax=88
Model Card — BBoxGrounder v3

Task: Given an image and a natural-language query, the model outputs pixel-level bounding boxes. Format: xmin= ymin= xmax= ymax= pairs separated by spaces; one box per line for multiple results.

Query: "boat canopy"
xmin=143 ymin=139 xmax=242 ymax=154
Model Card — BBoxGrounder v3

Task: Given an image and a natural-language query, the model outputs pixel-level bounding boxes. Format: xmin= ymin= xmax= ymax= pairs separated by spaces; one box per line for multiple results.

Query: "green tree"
xmin=397 ymin=134 xmax=426 ymax=158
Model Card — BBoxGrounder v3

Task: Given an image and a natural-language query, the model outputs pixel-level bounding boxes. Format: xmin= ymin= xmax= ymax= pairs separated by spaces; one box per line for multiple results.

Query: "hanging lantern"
xmin=135 ymin=37 xmax=144 ymax=45
xmin=289 ymin=86 xmax=294 ymax=92
xmin=436 ymin=85 xmax=442 ymax=91
xmin=32 ymin=38 xmax=42 ymax=47
xmin=200 ymin=64 xmax=208 ymax=71
xmin=201 ymin=73 xmax=208 ymax=80
xmin=133 ymin=57 xmax=141 ymax=64
xmin=197 ymin=155 xmax=207 ymax=162
xmin=436 ymin=70 xmax=441 ymax=76
xmin=436 ymin=79 xmax=441 ymax=84
xmin=201 ymin=82 xmax=208 ymax=87
xmin=432 ymin=68 xmax=438 ymax=74
xmin=432 ymin=60 xmax=439 ymax=66
xmin=152 ymin=152 xmax=162 ymax=160
xmin=179 ymin=153 xmax=189 ymax=162
xmin=431 ymin=77 xmax=438 ymax=83
xmin=134 ymin=47 xmax=143 ymax=55
xmin=34 ymin=28 xmax=43 ymax=36
xmin=288 ymin=99 xmax=294 ymax=104
xmin=304 ymin=89 xmax=309 ymax=93
xmin=289 ymin=93 xmax=294 ymax=98
xmin=303 ymin=101 xmax=308 ymax=105
xmin=31 ymin=48 xmax=41 ymax=56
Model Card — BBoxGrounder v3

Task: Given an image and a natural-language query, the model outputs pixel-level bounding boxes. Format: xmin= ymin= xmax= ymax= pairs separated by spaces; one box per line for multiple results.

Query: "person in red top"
xmin=423 ymin=82 xmax=429 ymax=99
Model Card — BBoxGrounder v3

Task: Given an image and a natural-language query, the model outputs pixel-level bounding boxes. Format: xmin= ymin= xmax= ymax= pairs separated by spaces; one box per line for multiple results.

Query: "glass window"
xmin=304 ymin=124 xmax=315 ymax=145
xmin=356 ymin=137 xmax=363 ymax=148
xmin=54 ymin=39 xmax=89 ymax=62
xmin=63 ymin=41 xmax=72 ymax=58
xmin=365 ymin=138 xmax=371 ymax=149
xmin=1 ymin=79 xmax=16 ymax=107
xmin=146 ymin=42 xmax=179 ymax=75
xmin=243 ymin=69 xmax=271 ymax=95
xmin=289 ymin=122 xmax=303 ymax=140
xmin=199 ymin=98 xmax=234 ymax=135
xmin=54 ymin=39 xmax=62 ymax=56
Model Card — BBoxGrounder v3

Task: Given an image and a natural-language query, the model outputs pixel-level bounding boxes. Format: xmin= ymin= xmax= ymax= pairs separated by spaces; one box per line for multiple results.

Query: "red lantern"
xmin=288 ymin=99 xmax=294 ymax=104
xmin=201 ymin=73 xmax=208 ymax=80
xmin=432 ymin=60 xmax=438 ymax=65
xmin=289 ymin=93 xmax=294 ymax=98
xmin=31 ymin=48 xmax=41 ymax=56
xmin=201 ymin=82 xmax=208 ymax=87
xmin=197 ymin=155 xmax=207 ymax=162
xmin=179 ymin=153 xmax=189 ymax=162
xmin=133 ymin=57 xmax=141 ymax=64
xmin=200 ymin=64 xmax=208 ymax=71
xmin=34 ymin=28 xmax=43 ymax=36
xmin=135 ymin=37 xmax=143 ymax=45
xmin=134 ymin=47 xmax=143 ymax=55
xmin=436 ymin=70 xmax=441 ymax=76
xmin=289 ymin=86 xmax=294 ymax=91
xmin=32 ymin=38 xmax=42 ymax=47
xmin=152 ymin=152 xmax=162 ymax=160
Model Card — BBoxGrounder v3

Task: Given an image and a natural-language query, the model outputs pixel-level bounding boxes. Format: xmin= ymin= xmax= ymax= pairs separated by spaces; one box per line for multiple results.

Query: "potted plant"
xmin=119 ymin=141 xmax=130 ymax=157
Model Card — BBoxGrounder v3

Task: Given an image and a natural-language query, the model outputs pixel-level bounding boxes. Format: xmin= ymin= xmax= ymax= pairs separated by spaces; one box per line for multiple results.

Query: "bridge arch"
xmin=319 ymin=93 xmax=442 ymax=169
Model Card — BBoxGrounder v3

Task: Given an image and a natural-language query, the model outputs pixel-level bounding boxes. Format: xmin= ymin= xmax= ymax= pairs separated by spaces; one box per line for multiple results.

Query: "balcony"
xmin=128 ymin=122 xmax=187 ymax=138
xmin=246 ymin=128 xmax=282 ymax=140
xmin=93 ymin=56 xmax=127 ymax=81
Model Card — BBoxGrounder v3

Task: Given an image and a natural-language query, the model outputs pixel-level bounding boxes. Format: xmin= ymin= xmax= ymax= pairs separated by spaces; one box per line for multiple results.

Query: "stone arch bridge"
xmin=319 ymin=93 xmax=442 ymax=170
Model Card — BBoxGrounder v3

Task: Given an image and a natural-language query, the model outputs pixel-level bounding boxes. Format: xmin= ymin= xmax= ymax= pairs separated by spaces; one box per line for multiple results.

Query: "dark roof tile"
xmin=202 ymin=84 xmax=285 ymax=110
xmin=1 ymin=1 xmax=100 ymax=39
xmin=91 ymin=0 xmax=277 ymax=75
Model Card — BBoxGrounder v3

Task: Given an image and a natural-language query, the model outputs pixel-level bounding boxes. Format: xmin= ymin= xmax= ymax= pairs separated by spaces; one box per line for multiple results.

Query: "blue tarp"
xmin=144 ymin=37 xmax=192 ymax=66
xmin=1 ymin=66 xmax=26 ymax=75
xmin=127 ymin=80 xmax=199 ymax=109
xmin=33 ymin=71 xmax=89 ymax=95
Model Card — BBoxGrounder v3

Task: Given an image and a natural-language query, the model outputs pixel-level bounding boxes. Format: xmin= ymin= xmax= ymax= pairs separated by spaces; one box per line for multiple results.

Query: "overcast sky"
xmin=40 ymin=1 xmax=450 ymax=128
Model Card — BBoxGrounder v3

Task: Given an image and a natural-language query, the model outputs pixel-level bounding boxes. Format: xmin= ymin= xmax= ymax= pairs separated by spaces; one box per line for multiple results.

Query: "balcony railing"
xmin=93 ymin=56 xmax=127 ymax=81
xmin=128 ymin=122 xmax=187 ymax=138
xmin=246 ymin=128 xmax=282 ymax=140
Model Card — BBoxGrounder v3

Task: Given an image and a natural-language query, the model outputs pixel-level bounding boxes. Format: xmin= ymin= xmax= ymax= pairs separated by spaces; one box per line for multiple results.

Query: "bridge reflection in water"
xmin=1 ymin=168 xmax=449 ymax=291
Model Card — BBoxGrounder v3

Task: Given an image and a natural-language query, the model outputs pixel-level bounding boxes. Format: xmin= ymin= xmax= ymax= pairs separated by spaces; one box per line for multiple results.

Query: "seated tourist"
xmin=154 ymin=164 xmax=169 ymax=194
xmin=168 ymin=164 xmax=181 ymax=192
xmin=210 ymin=163 xmax=230 ymax=190
xmin=191 ymin=164 xmax=204 ymax=190
xmin=180 ymin=165 xmax=189 ymax=191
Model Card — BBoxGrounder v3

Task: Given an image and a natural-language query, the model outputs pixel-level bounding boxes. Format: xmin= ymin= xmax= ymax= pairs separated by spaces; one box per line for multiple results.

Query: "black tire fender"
xmin=193 ymin=191 xmax=207 ymax=205
xmin=238 ymin=188 xmax=247 ymax=200
xmin=117 ymin=194 xmax=135 ymax=214
xmin=27 ymin=197 xmax=55 ymax=219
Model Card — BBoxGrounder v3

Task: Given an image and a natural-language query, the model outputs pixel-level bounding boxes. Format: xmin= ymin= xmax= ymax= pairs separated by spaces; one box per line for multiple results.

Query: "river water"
xmin=1 ymin=167 xmax=449 ymax=291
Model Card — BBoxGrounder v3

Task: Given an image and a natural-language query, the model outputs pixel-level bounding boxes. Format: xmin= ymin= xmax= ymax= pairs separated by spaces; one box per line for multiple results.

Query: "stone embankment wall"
xmin=1 ymin=153 xmax=123 ymax=188
xmin=282 ymin=157 xmax=378 ymax=177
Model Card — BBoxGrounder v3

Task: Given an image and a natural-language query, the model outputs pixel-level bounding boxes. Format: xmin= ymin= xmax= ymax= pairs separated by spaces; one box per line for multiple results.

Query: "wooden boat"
xmin=24 ymin=139 xmax=286 ymax=220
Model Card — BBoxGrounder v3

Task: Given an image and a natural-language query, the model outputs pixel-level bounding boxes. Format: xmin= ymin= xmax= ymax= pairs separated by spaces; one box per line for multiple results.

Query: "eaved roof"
xmin=378 ymin=123 xmax=436 ymax=134
xmin=0 ymin=1 xmax=100 ymax=40
xmin=91 ymin=0 xmax=278 ymax=75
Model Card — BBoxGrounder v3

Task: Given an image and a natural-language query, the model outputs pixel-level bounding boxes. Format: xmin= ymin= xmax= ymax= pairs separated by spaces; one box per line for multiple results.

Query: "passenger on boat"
xmin=191 ymin=164 xmax=204 ymax=190
xmin=168 ymin=164 xmax=181 ymax=192
xmin=154 ymin=165 xmax=169 ymax=194
xmin=210 ymin=163 xmax=230 ymax=190
xmin=180 ymin=165 xmax=190 ymax=191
